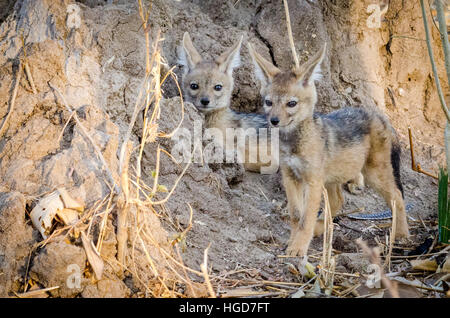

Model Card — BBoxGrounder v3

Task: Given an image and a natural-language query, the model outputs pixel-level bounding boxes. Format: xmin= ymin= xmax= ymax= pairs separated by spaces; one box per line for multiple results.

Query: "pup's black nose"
xmin=270 ymin=117 xmax=280 ymax=126
xmin=200 ymin=98 xmax=210 ymax=106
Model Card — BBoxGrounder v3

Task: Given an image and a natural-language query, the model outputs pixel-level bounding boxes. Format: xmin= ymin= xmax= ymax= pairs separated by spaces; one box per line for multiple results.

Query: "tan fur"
xmin=248 ymin=42 xmax=409 ymax=257
xmin=180 ymin=33 xmax=278 ymax=172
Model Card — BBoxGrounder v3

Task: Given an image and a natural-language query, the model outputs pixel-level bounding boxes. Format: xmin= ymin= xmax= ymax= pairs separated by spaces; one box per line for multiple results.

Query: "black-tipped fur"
xmin=391 ymin=141 xmax=404 ymax=198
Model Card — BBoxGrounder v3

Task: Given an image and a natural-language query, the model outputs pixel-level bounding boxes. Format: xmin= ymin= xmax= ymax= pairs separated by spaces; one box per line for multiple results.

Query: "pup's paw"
xmin=286 ymin=239 xmax=308 ymax=257
xmin=346 ymin=181 xmax=363 ymax=195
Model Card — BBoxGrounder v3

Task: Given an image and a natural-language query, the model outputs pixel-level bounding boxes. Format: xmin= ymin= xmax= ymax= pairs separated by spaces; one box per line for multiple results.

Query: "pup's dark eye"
xmin=190 ymin=83 xmax=199 ymax=90
xmin=265 ymin=100 xmax=273 ymax=107
xmin=287 ymin=100 xmax=297 ymax=107
xmin=214 ymin=84 xmax=222 ymax=91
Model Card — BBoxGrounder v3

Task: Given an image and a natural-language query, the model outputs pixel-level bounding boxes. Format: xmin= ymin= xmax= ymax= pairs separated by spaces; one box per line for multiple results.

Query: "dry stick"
xmin=160 ymin=147 xmax=182 ymax=168
xmin=138 ymin=205 xmax=200 ymax=296
xmin=23 ymin=61 xmax=37 ymax=94
xmin=321 ymin=187 xmax=335 ymax=292
xmin=57 ymin=110 xmax=75 ymax=144
xmin=339 ymin=283 xmax=362 ymax=298
xmin=136 ymin=25 xmax=160 ymax=198
xmin=137 ymin=231 xmax=159 ymax=278
xmin=117 ymin=142 xmax=131 ymax=268
xmin=130 ymin=223 xmax=155 ymax=297
xmin=142 ymin=66 xmax=185 ymax=199
xmin=116 ymin=32 xmax=155 ymax=268
xmin=408 ymin=127 xmax=438 ymax=179
xmin=144 ymin=148 xmax=195 ymax=206
xmin=420 ymin=0 xmax=450 ymax=121
xmin=22 ymin=246 xmax=37 ymax=292
xmin=118 ymin=70 xmax=152 ymax=176
xmin=136 ymin=223 xmax=172 ymax=297
xmin=14 ymin=286 xmax=59 ymax=298
xmin=201 ymin=244 xmax=217 ymax=298
xmin=161 ymin=71 xmax=185 ymax=139
xmin=0 ymin=62 xmax=22 ymax=138
xmin=356 ymin=238 xmax=399 ymax=298
xmin=433 ymin=0 xmax=450 ymax=174
xmin=151 ymin=145 xmax=161 ymax=196
xmin=139 ymin=226 xmax=197 ymax=297
xmin=175 ymin=244 xmax=197 ymax=297
xmin=408 ymin=127 xmax=417 ymax=171
xmin=283 ymin=0 xmax=300 ymax=69
xmin=96 ymin=193 xmax=115 ymax=252
xmin=140 ymin=228 xmax=204 ymax=277
xmin=420 ymin=0 xmax=450 ymax=171
xmin=434 ymin=0 xmax=450 ymax=87
xmin=384 ymin=201 xmax=397 ymax=271
xmin=116 ymin=27 xmax=160 ymax=269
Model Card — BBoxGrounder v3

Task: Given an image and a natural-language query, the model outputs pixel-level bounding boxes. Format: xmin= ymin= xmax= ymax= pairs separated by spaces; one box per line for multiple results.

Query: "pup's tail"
xmin=391 ymin=140 xmax=404 ymax=198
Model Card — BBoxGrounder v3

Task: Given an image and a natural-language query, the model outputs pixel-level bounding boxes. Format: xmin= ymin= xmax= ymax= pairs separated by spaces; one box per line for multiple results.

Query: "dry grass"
xmin=0 ymin=60 xmax=21 ymax=138
xmin=110 ymin=0 xmax=213 ymax=297
xmin=16 ymin=0 xmax=212 ymax=298
xmin=320 ymin=187 xmax=335 ymax=295
xmin=283 ymin=0 xmax=300 ymax=69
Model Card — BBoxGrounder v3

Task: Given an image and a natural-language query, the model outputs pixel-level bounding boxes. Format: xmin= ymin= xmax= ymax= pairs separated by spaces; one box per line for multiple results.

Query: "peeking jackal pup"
xmin=248 ymin=42 xmax=409 ymax=257
xmin=179 ymin=32 xmax=278 ymax=173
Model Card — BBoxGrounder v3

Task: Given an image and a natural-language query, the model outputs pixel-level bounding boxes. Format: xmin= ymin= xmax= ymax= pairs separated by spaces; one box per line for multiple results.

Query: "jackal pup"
xmin=179 ymin=32 xmax=278 ymax=173
xmin=248 ymin=42 xmax=409 ymax=257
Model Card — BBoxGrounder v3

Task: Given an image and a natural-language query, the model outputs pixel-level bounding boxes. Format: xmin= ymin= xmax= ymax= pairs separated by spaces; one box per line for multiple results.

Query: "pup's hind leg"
xmin=314 ymin=183 xmax=344 ymax=236
xmin=363 ymin=166 xmax=409 ymax=238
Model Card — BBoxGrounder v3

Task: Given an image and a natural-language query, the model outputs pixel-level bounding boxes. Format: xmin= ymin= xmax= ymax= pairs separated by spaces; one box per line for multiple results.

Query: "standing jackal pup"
xmin=179 ymin=32 xmax=278 ymax=173
xmin=248 ymin=42 xmax=409 ymax=257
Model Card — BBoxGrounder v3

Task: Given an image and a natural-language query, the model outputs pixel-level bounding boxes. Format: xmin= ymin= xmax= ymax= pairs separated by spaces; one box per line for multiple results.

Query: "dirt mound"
xmin=0 ymin=0 xmax=446 ymax=297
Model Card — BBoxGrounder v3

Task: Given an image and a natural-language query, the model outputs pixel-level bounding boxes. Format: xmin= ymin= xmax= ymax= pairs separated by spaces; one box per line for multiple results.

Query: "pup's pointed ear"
xmin=178 ymin=32 xmax=203 ymax=73
xmin=216 ymin=35 xmax=243 ymax=75
xmin=247 ymin=42 xmax=281 ymax=87
xmin=295 ymin=43 xmax=326 ymax=86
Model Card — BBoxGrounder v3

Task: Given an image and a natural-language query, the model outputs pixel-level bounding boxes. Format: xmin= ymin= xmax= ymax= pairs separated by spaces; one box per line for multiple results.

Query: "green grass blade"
xmin=438 ymin=168 xmax=450 ymax=244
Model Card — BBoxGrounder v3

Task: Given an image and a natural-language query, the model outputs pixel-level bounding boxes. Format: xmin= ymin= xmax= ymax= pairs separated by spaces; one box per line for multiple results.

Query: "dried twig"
xmin=174 ymin=244 xmax=197 ymax=297
xmin=408 ymin=127 xmax=438 ymax=179
xmin=420 ymin=0 xmax=450 ymax=122
xmin=384 ymin=200 xmax=397 ymax=271
xmin=321 ymin=187 xmax=335 ymax=293
xmin=23 ymin=61 xmax=37 ymax=94
xmin=283 ymin=0 xmax=300 ymax=69
xmin=14 ymin=286 xmax=59 ymax=298
xmin=200 ymin=244 xmax=216 ymax=298
xmin=420 ymin=0 xmax=450 ymax=171
xmin=81 ymin=231 xmax=104 ymax=280
xmin=0 ymin=62 xmax=22 ymax=138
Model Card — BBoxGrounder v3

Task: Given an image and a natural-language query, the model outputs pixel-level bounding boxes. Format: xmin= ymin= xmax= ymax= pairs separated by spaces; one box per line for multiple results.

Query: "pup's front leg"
xmin=283 ymin=176 xmax=302 ymax=248
xmin=286 ymin=180 xmax=323 ymax=257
